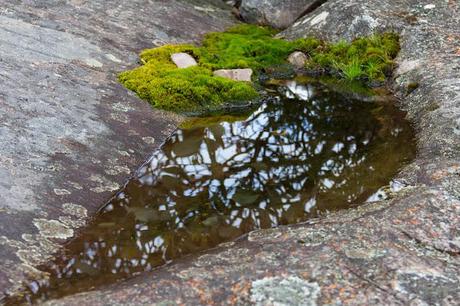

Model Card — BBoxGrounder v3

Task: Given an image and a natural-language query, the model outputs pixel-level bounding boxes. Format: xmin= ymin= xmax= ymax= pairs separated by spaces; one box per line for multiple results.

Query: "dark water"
xmin=15 ymin=81 xmax=415 ymax=303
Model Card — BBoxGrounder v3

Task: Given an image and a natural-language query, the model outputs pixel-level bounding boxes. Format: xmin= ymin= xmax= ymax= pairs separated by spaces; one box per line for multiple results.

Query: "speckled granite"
xmin=44 ymin=1 xmax=460 ymax=305
xmin=0 ymin=0 xmax=235 ymax=300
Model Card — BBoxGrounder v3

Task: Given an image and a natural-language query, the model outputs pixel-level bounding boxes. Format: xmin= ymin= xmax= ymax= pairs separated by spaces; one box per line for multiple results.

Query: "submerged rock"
xmin=287 ymin=51 xmax=308 ymax=69
xmin=213 ymin=68 xmax=253 ymax=81
xmin=239 ymin=0 xmax=320 ymax=29
xmin=171 ymin=52 xmax=198 ymax=68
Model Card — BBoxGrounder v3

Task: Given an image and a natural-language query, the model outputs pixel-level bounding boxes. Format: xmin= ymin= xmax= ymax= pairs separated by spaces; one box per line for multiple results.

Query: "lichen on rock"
xmin=33 ymin=219 xmax=74 ymax=240
xmin=250 ymin=276 xmax=321 ymax=306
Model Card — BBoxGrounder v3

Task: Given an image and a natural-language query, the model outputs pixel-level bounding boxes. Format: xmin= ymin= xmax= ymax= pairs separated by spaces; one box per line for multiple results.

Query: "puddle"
xmin=16 ymin=80 xmax=415 ymax=303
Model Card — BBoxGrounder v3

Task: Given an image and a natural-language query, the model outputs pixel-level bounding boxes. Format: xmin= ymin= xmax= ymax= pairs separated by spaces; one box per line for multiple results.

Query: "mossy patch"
xmin=119 ymin=45 xmax=258 ymax=114
xmin=198 ymin=25 xmax=294 ymax=70
xmin=119 ymin=24 xmax=400 ymax=114
xmin=301 ymin=33 xmax=400 ymax=82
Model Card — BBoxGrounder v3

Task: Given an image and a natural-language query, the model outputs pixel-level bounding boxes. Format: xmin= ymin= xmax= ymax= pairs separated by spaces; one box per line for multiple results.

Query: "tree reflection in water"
xmin=27 ymin=81 xmax=415 ymax=301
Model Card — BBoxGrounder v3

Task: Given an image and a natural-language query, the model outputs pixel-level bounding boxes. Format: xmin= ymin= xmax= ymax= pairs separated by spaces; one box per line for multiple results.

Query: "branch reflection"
xmin=28 ymin=81 xmax=415 ymax=301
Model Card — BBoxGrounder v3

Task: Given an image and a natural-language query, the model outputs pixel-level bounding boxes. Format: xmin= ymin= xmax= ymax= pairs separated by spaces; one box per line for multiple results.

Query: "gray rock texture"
xmin=239 ymin=0 xmax=323 ymax=29
xmin=0 ymin=0 xmax=236 ymax=301
xmin=44 ymin=0 xmax=460 ymax=305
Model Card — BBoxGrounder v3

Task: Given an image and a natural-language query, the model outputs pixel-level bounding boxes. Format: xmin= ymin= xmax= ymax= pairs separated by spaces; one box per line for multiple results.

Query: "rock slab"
xmin=214 ymin=68 xmax=253 ymax=81
xmin=239 ymin=0 xmax=321 ymax=29
xmin=171 ymin=52 xmax=198 ymax=68
xmin=47 ymin=0 xmax=460 ymax=305
xmin=0 ymin=0 xmax=235 ymax=300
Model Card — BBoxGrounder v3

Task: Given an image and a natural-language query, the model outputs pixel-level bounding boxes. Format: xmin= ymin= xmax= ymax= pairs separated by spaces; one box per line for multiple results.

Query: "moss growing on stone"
xmin=119 ymin=44 xmax=258 ymax=114
xmin=300 ymin=33 xmax=400 ymax=82
xmin=119 ymin=24 xmax=399 ymax=114
xmin=198 ymin=24 xmax=295 ymax=70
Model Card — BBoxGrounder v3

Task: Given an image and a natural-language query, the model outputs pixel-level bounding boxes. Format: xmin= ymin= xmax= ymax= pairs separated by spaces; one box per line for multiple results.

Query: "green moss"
xmin=119 ymin=44 xmax=258 ymax=114
xmin=299 ymin=33 xmax=400 ymax=82
xmin=119 ymin=24 xmax=400 ymax=114
xmin=198 ymin=24 xmax=295 ymax=70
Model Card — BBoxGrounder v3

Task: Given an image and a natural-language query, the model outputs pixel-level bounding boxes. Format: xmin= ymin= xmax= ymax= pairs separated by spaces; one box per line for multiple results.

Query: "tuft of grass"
xmin=333 ymin=59 xmax=365 ymax=81
xmin=119 ymin=24 xmax=400 ymax=114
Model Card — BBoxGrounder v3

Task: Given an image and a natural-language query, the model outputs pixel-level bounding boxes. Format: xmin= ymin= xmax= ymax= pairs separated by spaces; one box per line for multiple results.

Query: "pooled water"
xmin=16 ymin=80 xmax=415 ymax=303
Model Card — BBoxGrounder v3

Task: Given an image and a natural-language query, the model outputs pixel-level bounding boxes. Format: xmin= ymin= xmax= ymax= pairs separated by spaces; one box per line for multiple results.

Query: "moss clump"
xmin=119 ymin=25 xmax=299 ymax=114
xmin=299 ymin=33 xmax=400 ymax=82
xmin=119 ymin=24 xmax=400 ymax=114
xmin=198 ymin=24 xmax=295 ymax=70
xmin=119 ymin=45 xmax=258 ymax=114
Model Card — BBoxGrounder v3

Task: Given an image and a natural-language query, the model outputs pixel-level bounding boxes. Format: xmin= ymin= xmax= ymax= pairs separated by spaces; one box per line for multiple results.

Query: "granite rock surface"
xmin=0 ymin=0 xmax=235 ymax=300
xmin=46 ymin=0 xmax=460 ymax=305
xmin=239 ymin=0 xmax=324 ymax=29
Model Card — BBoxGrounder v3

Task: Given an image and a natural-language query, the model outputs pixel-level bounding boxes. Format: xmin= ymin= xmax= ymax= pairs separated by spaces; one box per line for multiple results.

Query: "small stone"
xmin=171 ymin=53 xmax=198 ymax=68
xmin=213 ymin=68 xmax=253 ymax=82
xmin=288 ymin=51 xmax=308 ymax=69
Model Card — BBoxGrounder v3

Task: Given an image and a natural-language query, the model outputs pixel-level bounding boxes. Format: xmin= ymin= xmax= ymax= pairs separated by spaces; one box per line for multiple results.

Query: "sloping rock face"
xmin=47 ymin=1 xmax=460 ymax=305
xmin=239 ymin=0 xmax=322 ymax=29
xmin=0 ymin=0 xmax=235 ymax=300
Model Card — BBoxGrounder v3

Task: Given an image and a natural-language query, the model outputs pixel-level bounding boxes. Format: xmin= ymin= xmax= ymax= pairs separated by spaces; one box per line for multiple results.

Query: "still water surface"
xmin=18 ymin=81 xmax=415 ymax=303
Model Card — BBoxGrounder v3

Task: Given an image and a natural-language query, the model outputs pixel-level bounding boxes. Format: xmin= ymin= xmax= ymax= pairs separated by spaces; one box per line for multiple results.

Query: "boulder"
xmin=214 ymin=68 xmax=253 ymax=81
xmin=239 ymin=0 xmax=321 ymax=29
xmin=280 ymin=0 xmax=402 ymax=42
xmin=171 ymin=52 xmax=198 ymax=68
xmin=287 ymin=51 xmax=308 ymax=69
